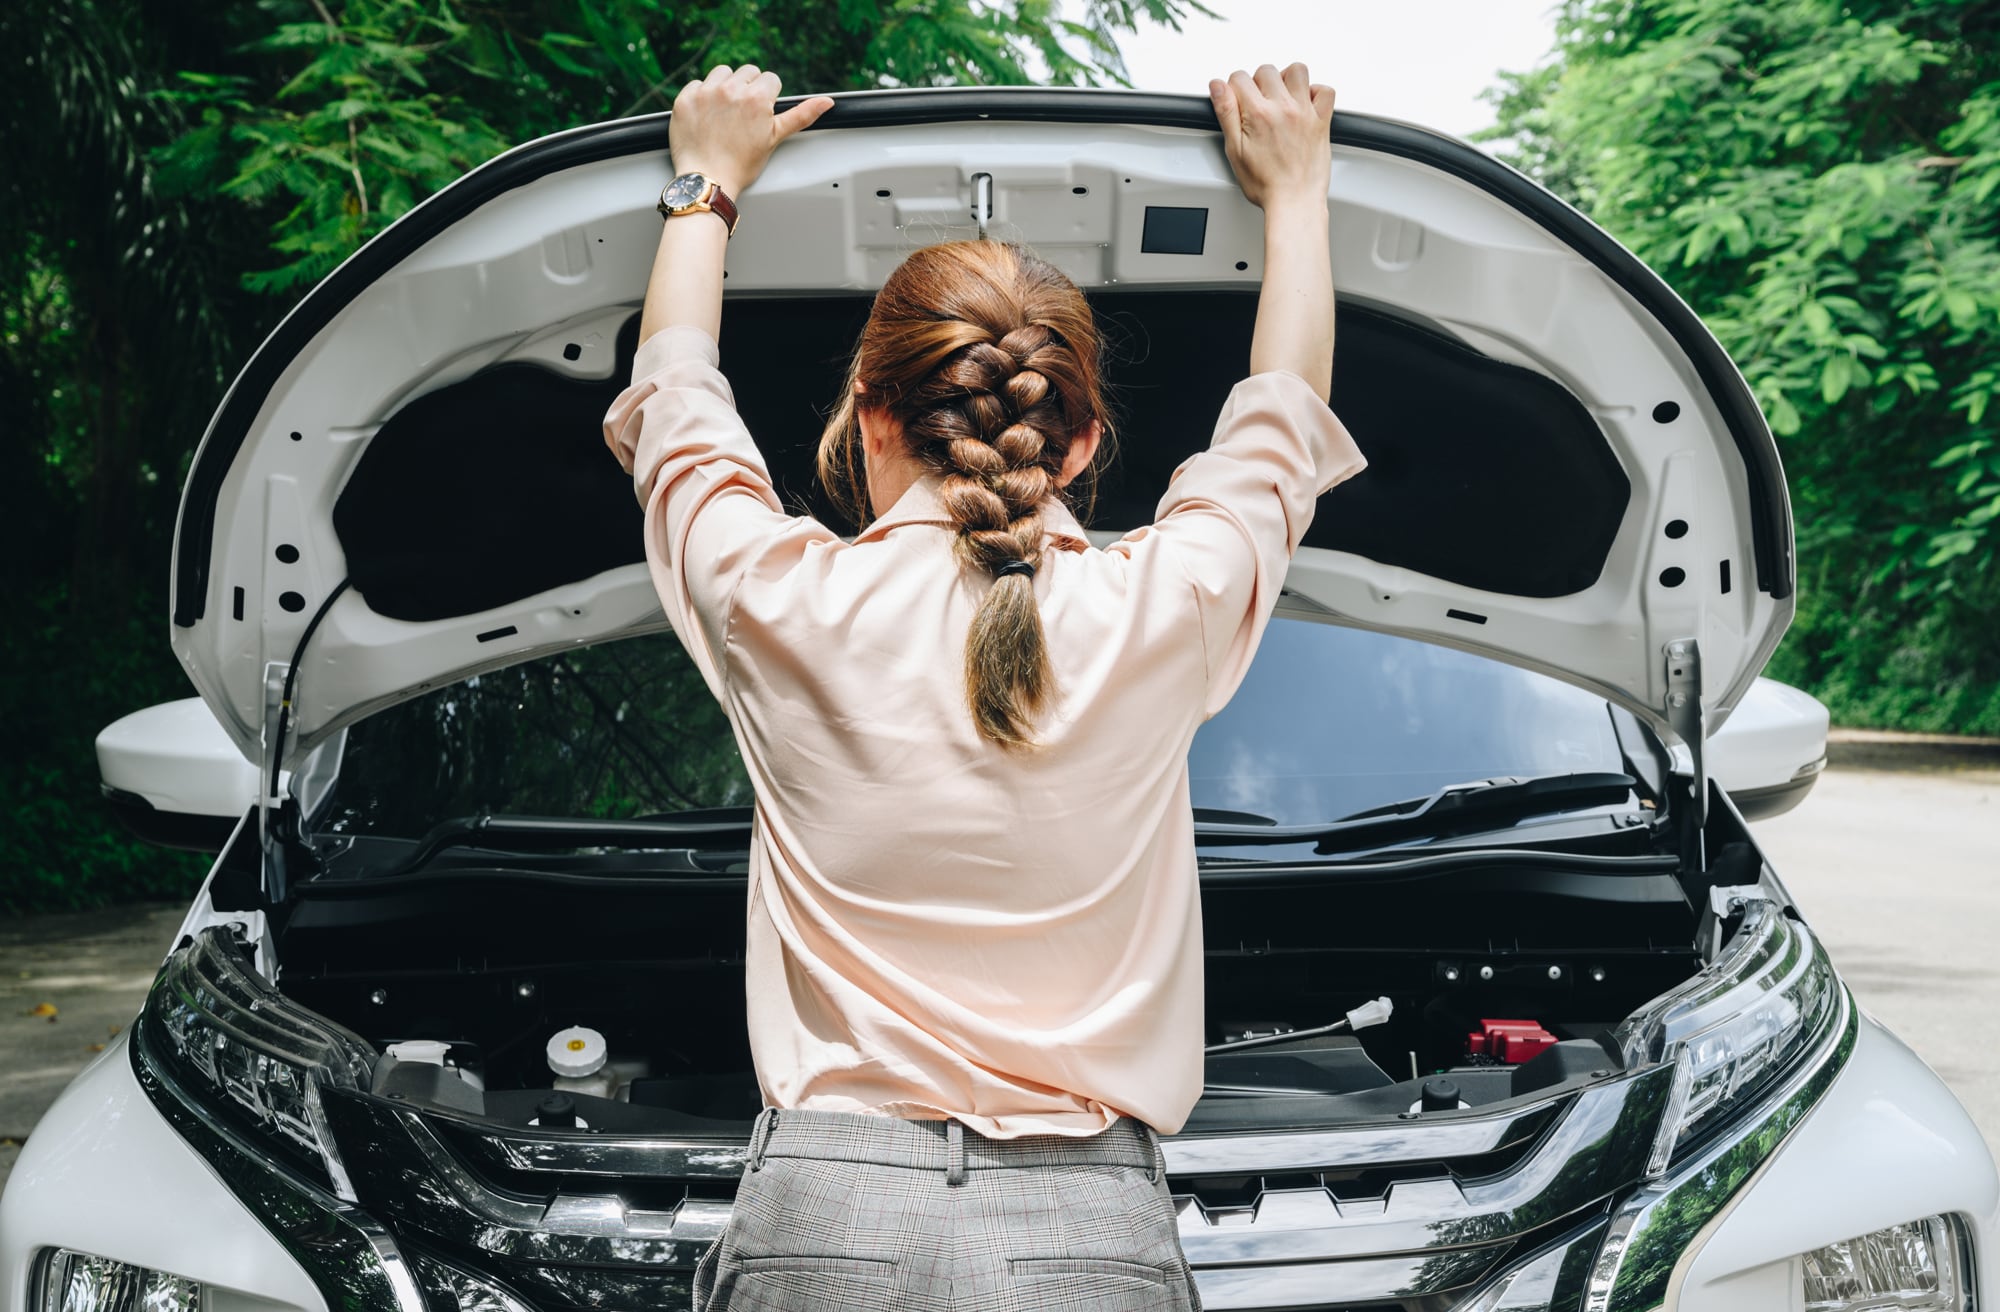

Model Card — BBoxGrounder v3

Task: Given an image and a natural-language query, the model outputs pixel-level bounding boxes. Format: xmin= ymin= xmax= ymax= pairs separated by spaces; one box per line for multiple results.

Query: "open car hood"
xmin=170 ymin=88 xmax=1792 ymax=779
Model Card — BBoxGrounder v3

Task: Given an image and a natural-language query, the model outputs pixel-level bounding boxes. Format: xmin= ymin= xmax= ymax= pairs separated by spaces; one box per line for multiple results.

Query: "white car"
xmin=5 ymin=88 xmax=1991 ymax=1312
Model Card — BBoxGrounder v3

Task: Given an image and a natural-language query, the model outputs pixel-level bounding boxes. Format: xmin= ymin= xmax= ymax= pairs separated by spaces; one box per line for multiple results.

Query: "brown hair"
xmin=817 ymin=241 xmax=1108 ymax=748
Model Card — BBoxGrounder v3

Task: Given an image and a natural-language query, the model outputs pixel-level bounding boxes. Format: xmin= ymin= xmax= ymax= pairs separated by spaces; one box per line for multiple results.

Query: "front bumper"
xmin=1660 ymin=1008 xmax=2000 ymax=1310
xmin=4 ymin=996 xmax=1994 ymax=1312
xmin=0 ymin=1035 xmax=336 ymax=1312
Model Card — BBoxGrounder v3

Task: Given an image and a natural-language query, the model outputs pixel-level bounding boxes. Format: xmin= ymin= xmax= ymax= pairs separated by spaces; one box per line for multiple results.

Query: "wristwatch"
xmin=656 ymin=172 xmax=740 ymax=235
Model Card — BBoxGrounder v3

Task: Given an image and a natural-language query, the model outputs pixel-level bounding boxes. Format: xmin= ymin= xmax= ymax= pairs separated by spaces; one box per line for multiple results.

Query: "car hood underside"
xmin=169 ymin=89 xmax=1792 ymax=766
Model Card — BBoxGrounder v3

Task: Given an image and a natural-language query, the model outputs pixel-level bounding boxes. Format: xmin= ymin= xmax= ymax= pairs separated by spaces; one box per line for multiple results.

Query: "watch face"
xmin=661 ymin=173 xmax=708 ymax=210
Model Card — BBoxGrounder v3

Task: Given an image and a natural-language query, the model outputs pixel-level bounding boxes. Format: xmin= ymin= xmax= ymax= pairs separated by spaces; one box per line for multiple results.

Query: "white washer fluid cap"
xmin=546 ymin=1026 xmax=608 ymax=1078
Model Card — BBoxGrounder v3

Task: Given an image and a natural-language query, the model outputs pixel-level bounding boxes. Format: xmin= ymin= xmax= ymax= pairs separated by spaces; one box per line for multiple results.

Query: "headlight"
xmin=33 ymin=1251 xmax=200 ymax=1312
xmin=1612 ymin=896 xmax=1842 ymax=1174
xmin=1803 ymin=1216 xmax=1972 ymax=1312
xmin=136 ymin=927 xmax=375 ymax=1196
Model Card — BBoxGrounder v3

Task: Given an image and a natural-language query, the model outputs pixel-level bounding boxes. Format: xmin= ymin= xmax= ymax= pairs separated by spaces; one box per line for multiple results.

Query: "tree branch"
xmin=620 ymin=25 xmax=720 ymax=118
xmin=347 ymin=117 xmax=368 ymax=221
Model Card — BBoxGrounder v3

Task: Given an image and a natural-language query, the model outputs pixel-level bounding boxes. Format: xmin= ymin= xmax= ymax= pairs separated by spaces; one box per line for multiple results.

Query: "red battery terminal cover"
xmin=1467 ymin=1019 xmax=1558 ymax=1064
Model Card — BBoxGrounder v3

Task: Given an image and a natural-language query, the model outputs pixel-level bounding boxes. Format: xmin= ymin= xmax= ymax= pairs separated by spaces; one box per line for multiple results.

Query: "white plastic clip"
xmin=1346 ymin=997 xmax=1395 ymax=1031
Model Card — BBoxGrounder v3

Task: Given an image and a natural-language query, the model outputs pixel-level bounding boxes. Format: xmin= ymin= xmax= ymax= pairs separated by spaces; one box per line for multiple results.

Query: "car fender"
xmin=1669 ymin=1007 xmax=2000 ymax=1308
xmin=0 ymin=1033 xmax=324 ymax=1312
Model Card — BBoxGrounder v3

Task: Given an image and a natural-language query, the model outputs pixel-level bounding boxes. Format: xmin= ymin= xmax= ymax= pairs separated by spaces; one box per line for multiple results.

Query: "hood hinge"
xmin=1698 ymin=883 xmax=1768 ymax=963
xmin=1664 ymin=638 xmax=1707 ymax=867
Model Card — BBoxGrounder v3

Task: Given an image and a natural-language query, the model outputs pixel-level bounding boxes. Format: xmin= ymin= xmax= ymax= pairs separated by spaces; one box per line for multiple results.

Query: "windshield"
xmin=313 ymin=639 xmax=751 ymax=840
xmin=1188 ymin=619 xmax=1624 ymax=825
xmin=310 ymin=616 xmax=1631 ymax=852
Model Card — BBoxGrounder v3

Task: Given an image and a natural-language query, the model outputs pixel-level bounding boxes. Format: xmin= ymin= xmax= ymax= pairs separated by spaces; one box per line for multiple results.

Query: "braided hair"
xmin=817 ymin=242 xmax=1108 ymax=748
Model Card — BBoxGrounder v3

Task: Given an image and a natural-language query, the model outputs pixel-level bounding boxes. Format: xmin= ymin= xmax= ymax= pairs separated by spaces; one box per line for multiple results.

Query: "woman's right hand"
xmin=1209 ymin=63 xmax=1336 ymax=211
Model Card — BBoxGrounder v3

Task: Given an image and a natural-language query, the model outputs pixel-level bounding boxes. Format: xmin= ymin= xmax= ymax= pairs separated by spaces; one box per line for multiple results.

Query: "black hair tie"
xmin=994 ymin=560 xmax=1037 ymax=580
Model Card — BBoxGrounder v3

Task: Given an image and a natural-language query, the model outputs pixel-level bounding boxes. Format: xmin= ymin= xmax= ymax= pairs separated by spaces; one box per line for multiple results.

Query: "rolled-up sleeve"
xmin=602 ymin=325 xmax=816 ymax=698
xmin=1144 ymin=370 xmax=1367 ymax=718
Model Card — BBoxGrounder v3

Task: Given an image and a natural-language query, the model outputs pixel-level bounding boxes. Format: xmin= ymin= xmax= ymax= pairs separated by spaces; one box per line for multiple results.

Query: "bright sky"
xmin=1116 ymin=0 xmax=1558 ymax=141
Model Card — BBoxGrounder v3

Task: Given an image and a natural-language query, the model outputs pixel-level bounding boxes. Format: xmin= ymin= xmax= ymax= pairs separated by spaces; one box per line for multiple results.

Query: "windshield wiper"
xmin=1192 ymin=772 xmax=1639 ymax=853
xmin=391 ymin=809 xmax=755 ymax=874
xmin=1191 ymin=807 xmax=1282 ymax=827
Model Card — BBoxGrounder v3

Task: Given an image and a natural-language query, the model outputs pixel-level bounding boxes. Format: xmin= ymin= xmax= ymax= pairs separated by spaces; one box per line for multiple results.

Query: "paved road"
xmin=1 ymin=902 xmax=184 ymax=1191
xmin=3 ymin=742 xmax=1998 ymax=1194
xmin=1751 ymin=749 xmax=2000 ymax=1159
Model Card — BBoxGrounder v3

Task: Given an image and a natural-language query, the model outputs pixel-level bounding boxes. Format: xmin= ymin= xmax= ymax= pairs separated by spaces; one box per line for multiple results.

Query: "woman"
xmin=603 ymin=60 xmax=1363 ymax=1312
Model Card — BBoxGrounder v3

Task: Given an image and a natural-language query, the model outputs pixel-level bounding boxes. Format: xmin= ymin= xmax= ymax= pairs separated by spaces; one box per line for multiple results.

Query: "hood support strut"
xmin=258 ymin=661 xmax=295 ymax=904
xmin=1665 ymin=638 xmax=1707 ymax=870
xmin=254 ymin=577 xmax=352 ymax=904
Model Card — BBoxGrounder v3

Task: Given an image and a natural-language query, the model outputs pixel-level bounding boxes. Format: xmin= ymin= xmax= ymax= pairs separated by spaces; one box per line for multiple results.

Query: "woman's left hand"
xmin=669 ymin=65 xmax=834 ymax=197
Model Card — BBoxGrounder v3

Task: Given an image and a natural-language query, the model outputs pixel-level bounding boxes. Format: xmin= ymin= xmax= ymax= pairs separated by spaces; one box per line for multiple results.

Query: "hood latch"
xmin=971 ymin=172 xmax=993 ymax=239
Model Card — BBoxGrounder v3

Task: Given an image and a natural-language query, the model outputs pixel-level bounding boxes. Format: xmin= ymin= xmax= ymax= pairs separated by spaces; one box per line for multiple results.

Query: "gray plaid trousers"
xmin=693 ymin=1108 xmax=1203 ymax=1311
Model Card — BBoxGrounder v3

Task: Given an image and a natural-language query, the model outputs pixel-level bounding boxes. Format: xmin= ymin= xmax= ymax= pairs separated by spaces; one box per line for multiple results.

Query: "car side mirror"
xmin=97 ymin=698 xmax=260 ymax=852
xmin=1707 ymin=677 xmax=1831 ymax=821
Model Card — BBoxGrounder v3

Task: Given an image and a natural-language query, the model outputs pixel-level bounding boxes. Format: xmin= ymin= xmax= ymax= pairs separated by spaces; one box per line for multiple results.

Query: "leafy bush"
xmin=1486 ymin=0 xmax=2000 ymax=732
xmin=0 ymin=588 xmax=208 ymax=915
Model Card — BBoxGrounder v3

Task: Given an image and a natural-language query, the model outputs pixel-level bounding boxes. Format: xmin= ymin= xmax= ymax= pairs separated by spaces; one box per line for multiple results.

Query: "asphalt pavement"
xmin=3 ymin=734 xmax=1998 ymax=1194
xmin=1 ymin=901 xmax=185 ymax=1192
xmin=1750 ymin=737 xmax=2000 ymax=1159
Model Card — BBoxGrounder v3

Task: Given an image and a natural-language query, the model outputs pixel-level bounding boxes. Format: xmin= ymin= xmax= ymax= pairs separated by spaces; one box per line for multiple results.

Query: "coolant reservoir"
xmin=547 ymin=1025 xmax=617 ymax=1101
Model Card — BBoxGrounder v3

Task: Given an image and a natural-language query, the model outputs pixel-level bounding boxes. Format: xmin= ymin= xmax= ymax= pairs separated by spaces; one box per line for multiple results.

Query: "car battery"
xmin=1466 ymin=1018 xmax=1559 ymax=1064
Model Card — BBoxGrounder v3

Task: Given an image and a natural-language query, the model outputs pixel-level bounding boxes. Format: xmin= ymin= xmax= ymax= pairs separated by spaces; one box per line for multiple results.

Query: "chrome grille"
xmin=320 ymin=1072 xmax=1667 ymax=1312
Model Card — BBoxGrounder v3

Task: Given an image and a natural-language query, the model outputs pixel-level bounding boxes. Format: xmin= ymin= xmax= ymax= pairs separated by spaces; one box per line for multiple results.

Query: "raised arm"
xmin=638 ymin=66 xmax=834 ymax=345
xmin=603 ymin=67 xmax=835 ymax=697
xmin=1209 ymin=63 xmax=1337 ymax=398
xmin=1126 ymin=64 xmax=1359 ymax=718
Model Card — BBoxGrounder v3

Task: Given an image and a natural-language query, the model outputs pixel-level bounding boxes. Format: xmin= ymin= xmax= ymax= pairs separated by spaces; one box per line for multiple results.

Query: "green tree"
xmin=160 ymin=0 xmax=1205 ymax=293
xmin=1 ymin=0 xmax=258 ymax=914
xmin=0 ymin=0 xmax=1203 ymax=915
xmin=1485 ymin=0 xmax=2000 ymax=734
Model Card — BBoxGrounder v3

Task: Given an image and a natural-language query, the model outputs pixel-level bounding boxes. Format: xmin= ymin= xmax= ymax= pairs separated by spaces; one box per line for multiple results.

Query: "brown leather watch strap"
xmin=706 ymin=184 xmax=740 ymax=236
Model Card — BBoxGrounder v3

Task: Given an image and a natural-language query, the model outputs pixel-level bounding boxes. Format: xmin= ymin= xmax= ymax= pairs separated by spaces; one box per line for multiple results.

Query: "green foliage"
xmin=155 ymin=0 xmax=1210 ymax=292
xmin=157 ymin=5 xmax=516 ymax=295
xmin=0 ymin=588 xmax=208 ymax=917
xmin=0 ymin=0 xmax=251 ymax=915
xmin=1 ymin=0 xmax=1197 ymax=916
xmin=1485 ymin=0 xmax=2000 ymax=734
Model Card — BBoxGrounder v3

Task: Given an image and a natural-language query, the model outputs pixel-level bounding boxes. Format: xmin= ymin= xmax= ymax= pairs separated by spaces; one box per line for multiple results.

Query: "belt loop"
xmin=748 ymin=1108 xmax=778 ymax=1172
xmin=1143 ymin=1122 xmax=1161 ymax=1184
xmin=946 ymin=1119 xmax=966 ymax=1187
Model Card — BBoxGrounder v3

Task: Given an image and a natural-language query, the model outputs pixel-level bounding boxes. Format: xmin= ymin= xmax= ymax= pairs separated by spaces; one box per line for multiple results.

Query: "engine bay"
xmin=273 ymin=858 xmax=1706 ymax=1137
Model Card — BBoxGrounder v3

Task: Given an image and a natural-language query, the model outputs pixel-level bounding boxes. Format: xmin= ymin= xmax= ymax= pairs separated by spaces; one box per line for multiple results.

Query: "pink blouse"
xmin=604 ymin=325 xmax=1365 ymax=1137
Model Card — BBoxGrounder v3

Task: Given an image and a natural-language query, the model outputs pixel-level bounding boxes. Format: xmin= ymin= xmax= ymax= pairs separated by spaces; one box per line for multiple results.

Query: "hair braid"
xmin=816 ymin=242 xmax=1109 ymax=748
